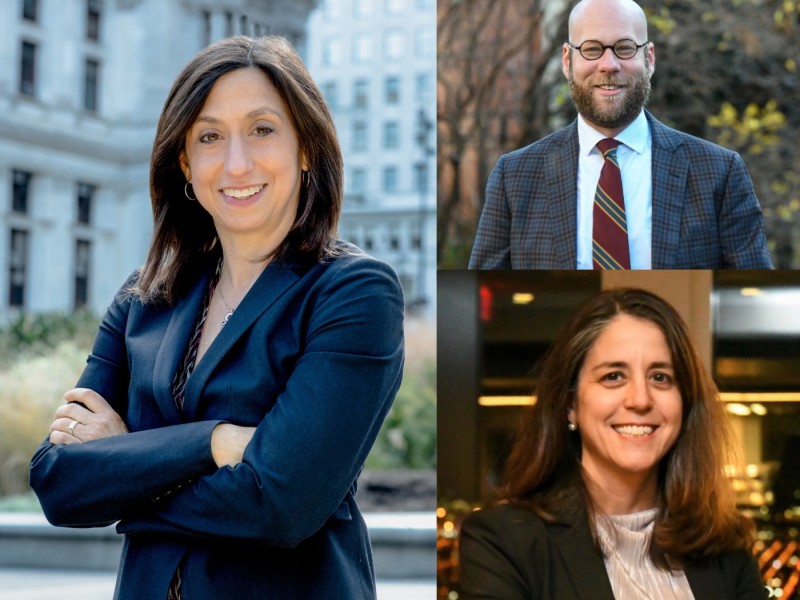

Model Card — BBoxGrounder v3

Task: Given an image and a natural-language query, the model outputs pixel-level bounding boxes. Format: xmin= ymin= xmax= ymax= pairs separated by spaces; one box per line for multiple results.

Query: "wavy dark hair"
xmin=135 ymin=36 xmax=343 ymax=304
xmin=501 ymin=288 xmax=753 ymax=569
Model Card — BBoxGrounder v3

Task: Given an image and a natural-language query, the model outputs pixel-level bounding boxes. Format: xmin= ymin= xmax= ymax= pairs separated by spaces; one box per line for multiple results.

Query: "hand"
xmin=211 ymin=424 xmax=256 ymax=468
xmin=49 ymin=388 xmax=129 ymax=445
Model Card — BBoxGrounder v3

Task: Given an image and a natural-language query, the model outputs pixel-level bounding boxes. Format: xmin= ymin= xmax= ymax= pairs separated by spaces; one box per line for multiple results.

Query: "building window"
xmin=225 ymin=12 xmax=234 ymax=37
xmin=384 ymin=30 xmax=404 ymax=61
xmin=20 ymin=41 xmax=36 ymax=96
xmin=353 ymin=33 xmax=371 ymax=64
xmin=411 ymin=225 xmax=422 ymax=249
xmin=385 ymin=76 xmax=400 ymax=104
xmin=383 ymin=121 xmax=399 ymax=149
xmin=322 ymin=82 xmax=338 ymax=110
xmin=415 ymin=163 xmax=429 ymax=193
xmin=354 ymin=79 xmax=369 ymax=109
xmin=415 ymin=72 xmax=432 ymax=103
xmin=389 ymin=227 xmax=400 ymax=250
xmin=385 ymin=0 xmax=404 ymax=15
xmin=77 ymin=183 xmax=94 ymax=225
xmin=240 ymin=15 xmax=249 ymax=35
xmin=352 ymin=121 xmax=368 ymax=152
xmin=74 ymin=240 xmax=91 ymax=309
xmin=22 ymin=0 xmax=38 ymax=22
xmin=415 ymin=28 xmax=435 ymax=58
xmin=84 ymin=59 xmax=100 ymax=112
xmin=350 ymin=168 xmax=367 ymax=196
xmin=87 ymin=0 xmax=102 ymax=41
xmin=9 ymin=229 xmax=28 ymax=308
xmin=12 ymin=170 xmax=32 ymax=214
xmin=323 ymin=38 xmax=342 ymax=66
xmin=383 ymin=166 xmax=398 ymax=193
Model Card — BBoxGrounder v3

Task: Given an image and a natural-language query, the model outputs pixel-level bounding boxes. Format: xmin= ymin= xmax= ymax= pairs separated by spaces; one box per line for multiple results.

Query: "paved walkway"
xmin=0 ymin=568 xmax=435 ymax=599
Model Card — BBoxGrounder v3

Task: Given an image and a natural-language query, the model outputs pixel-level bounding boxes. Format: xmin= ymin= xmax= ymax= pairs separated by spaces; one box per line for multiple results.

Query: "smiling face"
xmin=180 ymin=67 xmax=307 ymax=250
xmin=562 ymin=0 xmax=655 ymax=137
xmin=569 ymin=313 xmax=682 ymax=493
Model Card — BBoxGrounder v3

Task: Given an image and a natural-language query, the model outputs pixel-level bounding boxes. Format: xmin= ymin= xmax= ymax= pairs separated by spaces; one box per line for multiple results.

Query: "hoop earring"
xmin=568 ymin=422 xmax=577 ymax=431
xmin=301 ymin=170 xmax=310 ymax=187
xmin=184 ymin=181 xmax=197 ymax=201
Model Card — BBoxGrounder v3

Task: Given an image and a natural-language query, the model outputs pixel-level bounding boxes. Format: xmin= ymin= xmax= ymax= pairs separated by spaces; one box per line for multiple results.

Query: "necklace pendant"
xmin=221 ymin=309 xmax=234 ymax=327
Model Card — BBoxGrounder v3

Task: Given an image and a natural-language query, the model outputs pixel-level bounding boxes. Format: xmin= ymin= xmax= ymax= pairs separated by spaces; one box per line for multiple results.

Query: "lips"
xmin=612 ymin=424 xmax=657 ymax=437
xmin=221 ymin=184 xmax=265 ymax=199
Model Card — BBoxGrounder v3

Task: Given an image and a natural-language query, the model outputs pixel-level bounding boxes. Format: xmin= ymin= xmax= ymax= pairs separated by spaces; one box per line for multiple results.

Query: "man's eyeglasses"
xmin=567 ymin=39 xmax=649 ymax=61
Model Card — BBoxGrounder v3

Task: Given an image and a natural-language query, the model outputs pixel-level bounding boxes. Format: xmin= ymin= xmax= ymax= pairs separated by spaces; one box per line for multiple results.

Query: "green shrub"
xmin=0 ymin=341 xmax=89 ymax=497
xmin=366 ymin=357 xmax=436 ymax=469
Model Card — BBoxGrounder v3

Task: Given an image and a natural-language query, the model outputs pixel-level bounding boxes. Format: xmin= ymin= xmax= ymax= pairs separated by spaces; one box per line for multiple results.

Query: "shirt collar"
xmin=577 ymin=110 xmax=649 ymax=156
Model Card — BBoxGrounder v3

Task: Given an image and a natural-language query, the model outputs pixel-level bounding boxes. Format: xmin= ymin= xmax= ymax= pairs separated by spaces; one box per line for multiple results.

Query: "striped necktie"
xmin=592 ymin=138 xmax=631 ymax=269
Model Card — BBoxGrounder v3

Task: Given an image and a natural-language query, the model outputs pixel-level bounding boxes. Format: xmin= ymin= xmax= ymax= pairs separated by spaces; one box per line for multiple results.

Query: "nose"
xmin=225 ymin=135 xmax=254 ymax=176
xmin=596 ymin=47 xmax=622 ymax=72
xmin=624 ymin=376 xmax=653 ymax=412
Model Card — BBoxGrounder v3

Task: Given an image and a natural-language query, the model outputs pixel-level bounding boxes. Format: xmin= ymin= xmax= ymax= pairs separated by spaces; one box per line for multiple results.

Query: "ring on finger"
xmin=67 ymin=420 xmax=79 ymax=437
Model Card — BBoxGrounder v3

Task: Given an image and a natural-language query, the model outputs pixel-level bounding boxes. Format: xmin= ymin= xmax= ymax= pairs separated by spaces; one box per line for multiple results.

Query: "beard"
xmin=568 ymin=60 xmax=652 ymax=131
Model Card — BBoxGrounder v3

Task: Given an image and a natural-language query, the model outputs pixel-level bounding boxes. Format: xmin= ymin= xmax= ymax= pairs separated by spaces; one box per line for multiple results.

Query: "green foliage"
xmin=366 ymin=358 xmax=436 ymax=469
xmin=0 ymin=309 xmax=99 ymax=368
xmin=0 ymin=340 xmax=90 ymax=497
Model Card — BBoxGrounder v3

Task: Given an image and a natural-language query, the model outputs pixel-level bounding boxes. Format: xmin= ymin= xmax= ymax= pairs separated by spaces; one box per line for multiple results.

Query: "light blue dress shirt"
xmin=576 ymin=111 xmax=652 ymax=269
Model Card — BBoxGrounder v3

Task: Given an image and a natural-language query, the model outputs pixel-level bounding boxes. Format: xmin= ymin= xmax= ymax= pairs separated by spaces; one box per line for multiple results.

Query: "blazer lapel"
xmin=648 ymin=112 xmax=689 ymax=269
xmin=180 ymin=258 xmax=302 ymax=419
xmin=548 ymin=512 xmax=616 ymax=600
xmin=152 ymin=267 xmax=214 ymax=424
xmin=546 ymin=122 xmax=580 ymax=268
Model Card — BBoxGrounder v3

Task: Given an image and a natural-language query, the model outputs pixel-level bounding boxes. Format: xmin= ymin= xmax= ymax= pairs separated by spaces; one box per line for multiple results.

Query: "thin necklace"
xmin=217 ymin=284 xmax=235 ymax=328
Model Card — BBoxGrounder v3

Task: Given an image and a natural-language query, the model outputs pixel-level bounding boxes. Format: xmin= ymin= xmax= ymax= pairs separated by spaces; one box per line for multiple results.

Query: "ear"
xmin=179 ymin=150 xmax=190 ymax=181
xmin=646 ymin=43 xmax=656 ymax=77
xmin=567 ymin=405 xmax=576 ymax=426
xmin=562 ymin=43 xmax=572 ymax=81
xmin=300 ymin=151 xmax=309 ymax=173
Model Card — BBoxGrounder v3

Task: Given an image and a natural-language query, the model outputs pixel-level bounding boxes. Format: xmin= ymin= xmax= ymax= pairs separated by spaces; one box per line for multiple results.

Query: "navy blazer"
xmin=30 ymin=250 xmax=405 ymax=600
xmin=468 ymin=111 xmax=773 ymax=269
xmin=459 ymin=504 xmax=768 ymax=600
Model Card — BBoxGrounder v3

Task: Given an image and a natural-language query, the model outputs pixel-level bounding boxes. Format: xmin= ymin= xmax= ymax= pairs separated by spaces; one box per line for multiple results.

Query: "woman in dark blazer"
xmin=459 ymin=289 xmax=766 ymax=600
xmin=30 ymin=36 xmax=404 ymax=600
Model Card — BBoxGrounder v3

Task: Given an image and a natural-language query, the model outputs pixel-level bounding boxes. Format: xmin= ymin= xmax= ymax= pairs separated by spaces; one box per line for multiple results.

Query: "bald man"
xmin=468 ymin=0 xmax=772 ymax=270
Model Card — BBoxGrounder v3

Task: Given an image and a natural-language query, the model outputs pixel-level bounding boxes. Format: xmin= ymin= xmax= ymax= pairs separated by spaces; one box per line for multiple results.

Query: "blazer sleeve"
xmin=469 ymin=154 xmax=512 ymax=269
xmin=718 ymin=152 xmax=773 ymax=269
xmin=29 ymin=274 xmax=222 ymax=527
xmin=459 ymin=508 xmax=539 ymax=600
xmin=115 ymin=256 xmax=405 ymax=547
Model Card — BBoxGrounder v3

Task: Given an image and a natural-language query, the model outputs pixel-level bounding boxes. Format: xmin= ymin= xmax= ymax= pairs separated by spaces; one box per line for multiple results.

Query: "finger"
xmin=49 ymin=430 xmax=80 ymax=445
xmin=49 ymin=417 xmax=82 ymax=437
xmin=64 ymin=388 xmax=112 ymax=414
xmin=53 ymin=401 xmax=94 ymax=422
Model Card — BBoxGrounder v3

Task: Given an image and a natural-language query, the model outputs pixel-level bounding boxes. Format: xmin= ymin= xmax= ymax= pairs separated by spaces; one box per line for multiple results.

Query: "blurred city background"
xmin=0 ymin=0 xmax=436 ymax=597
xmin=437 ymin=0 xmax=800 ymax=268
xmin=438 ymin=270 xmax=800 ymax=599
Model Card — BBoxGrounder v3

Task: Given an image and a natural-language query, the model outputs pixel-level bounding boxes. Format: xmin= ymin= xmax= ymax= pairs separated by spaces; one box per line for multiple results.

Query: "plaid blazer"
xmin=468 ymin=111 xmax=773 ymax=269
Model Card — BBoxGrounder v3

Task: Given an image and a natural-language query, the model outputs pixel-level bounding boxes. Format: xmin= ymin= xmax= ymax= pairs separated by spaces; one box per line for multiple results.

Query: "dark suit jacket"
xmin=30 ymin=250 xmax=405 ymax=600
xmin=468 ymin=111 xmax=773 ymax=269
xmin=459 ymin=504 xmax=767 ymax=600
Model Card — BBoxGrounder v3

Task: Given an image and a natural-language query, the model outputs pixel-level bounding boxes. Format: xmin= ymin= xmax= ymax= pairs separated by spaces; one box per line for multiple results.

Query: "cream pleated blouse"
xmin=595 ymin=508 xmax=696 ymax=600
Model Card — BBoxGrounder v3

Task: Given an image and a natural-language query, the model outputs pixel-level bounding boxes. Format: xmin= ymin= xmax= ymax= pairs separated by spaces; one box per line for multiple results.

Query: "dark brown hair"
xmin=501 ymin=288 xmax=753 ymax=568
xmin=136 ymin=36 xmax=343 ymax=304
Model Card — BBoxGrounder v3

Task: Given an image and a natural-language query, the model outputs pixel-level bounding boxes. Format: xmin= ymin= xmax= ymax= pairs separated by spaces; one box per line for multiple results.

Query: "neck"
xmin=582 ymin=463 xmax=659 ymax=515
xmin=216 ymin=234 xmax=276 ymax=292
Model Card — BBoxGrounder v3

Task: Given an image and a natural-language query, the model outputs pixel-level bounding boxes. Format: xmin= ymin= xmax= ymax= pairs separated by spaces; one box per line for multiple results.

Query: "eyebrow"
xmin=589 ymin=361 xmax=674 ymax=371
xmin=194 ymin=107 xmax=284 ymax=124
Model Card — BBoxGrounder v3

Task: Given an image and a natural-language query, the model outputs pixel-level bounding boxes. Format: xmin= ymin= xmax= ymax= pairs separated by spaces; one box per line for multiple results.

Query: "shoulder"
xmin=647 ymin=112 xmax=737 ymax=161
xmin=303 ymin=243 xmax=402 ymax=296
xmin=461 ymin=503 xmax=551 ymax=547
xmin=496 ymin=121 xmax=578 ymax=169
